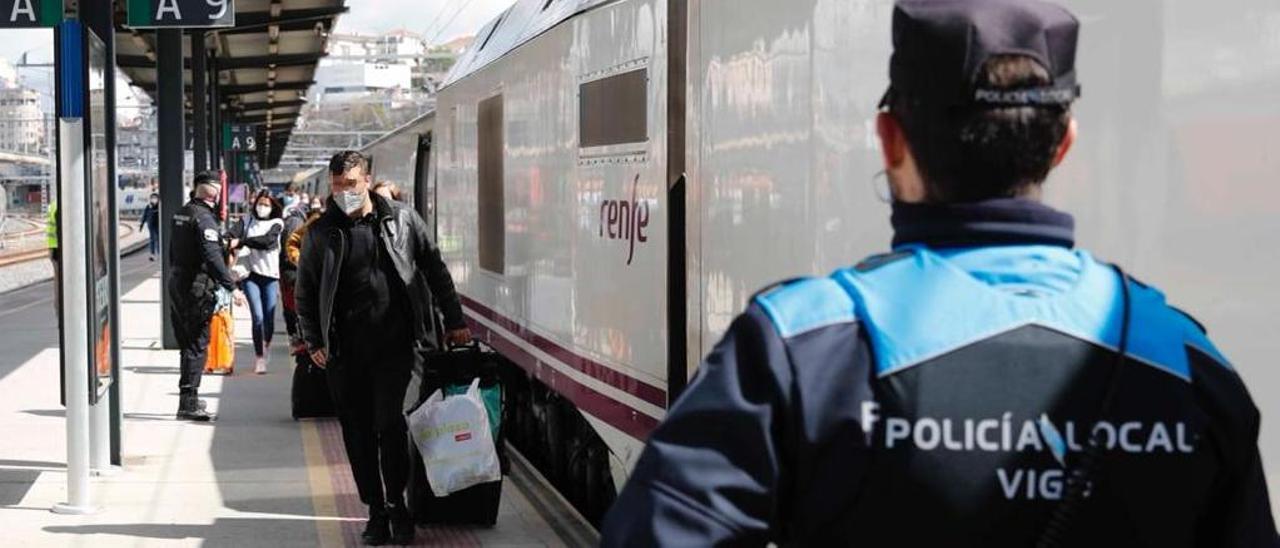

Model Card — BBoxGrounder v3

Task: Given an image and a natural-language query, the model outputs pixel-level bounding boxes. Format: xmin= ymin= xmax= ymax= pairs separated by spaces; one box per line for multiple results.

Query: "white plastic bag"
xmin=407 ymin=378 xmax=502 ymax=497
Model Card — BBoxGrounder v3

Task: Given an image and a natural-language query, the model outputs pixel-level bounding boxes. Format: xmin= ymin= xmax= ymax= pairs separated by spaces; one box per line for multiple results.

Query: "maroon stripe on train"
xmin=463 ymin=310 xmax=661 ymax=441
xmin=458 ymin=295 xmax=668 ymax=409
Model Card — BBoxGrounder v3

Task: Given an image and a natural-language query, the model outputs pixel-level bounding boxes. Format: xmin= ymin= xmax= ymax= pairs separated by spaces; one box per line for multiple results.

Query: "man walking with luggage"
xmin=169 ymin=172 xmax=242 ymax=422
xmin=296 ymin=151 xmax=471 ymax=545
xmin=601 ymin=0 xmax=1276 ymax=545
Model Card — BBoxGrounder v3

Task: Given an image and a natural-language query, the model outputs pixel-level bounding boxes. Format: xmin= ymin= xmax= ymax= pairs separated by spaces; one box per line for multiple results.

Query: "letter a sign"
xmin=127 ymin=0 xmax=235 ymax=28
xmin=0 ymin=0 xmax=61 ymax=28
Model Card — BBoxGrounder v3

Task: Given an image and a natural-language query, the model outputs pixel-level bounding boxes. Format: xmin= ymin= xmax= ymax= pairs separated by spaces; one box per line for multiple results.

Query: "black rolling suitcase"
xmin=407 ymin=341 xmax=505 ymax=526
xmin=291 ymin=352 xmax=335 ymax=419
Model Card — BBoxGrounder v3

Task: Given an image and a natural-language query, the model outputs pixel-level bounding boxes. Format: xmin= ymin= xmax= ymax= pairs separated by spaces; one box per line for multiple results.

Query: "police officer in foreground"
xmin=601 ymin=0 xmax=1277 ymax=545
xmin=169 ymin=172 xmax=242 ymax=422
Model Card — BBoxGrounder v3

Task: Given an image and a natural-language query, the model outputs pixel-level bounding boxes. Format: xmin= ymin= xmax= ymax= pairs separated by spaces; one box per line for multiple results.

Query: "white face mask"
xmin=334 ymin=190 xmax=366 ymax=215
xmin=255 ymin=205 xmax=272 ymax=219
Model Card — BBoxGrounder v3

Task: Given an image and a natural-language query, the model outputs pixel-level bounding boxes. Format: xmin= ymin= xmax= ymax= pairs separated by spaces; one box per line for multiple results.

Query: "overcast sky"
xmin=0 ymin=0 xmax=515 ymax=87
xmin=334 ymin=0 xmax=515 ymax=42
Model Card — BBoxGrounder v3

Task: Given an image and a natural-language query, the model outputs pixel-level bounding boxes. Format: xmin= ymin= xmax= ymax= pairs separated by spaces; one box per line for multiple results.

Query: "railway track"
xmin=0 ymin=221 xmax=138 ymax=268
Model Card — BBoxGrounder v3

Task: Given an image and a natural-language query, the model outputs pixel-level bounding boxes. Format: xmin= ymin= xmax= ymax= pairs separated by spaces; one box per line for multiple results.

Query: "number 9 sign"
xmin=207 ymin=0 xmax=228 ymax=20
xmin=127 ymin=0 xmax=236 ymax=28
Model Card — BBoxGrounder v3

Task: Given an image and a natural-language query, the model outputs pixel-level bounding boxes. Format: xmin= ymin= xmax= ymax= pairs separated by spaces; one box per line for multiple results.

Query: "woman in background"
xmin=236 ymin=191 xmax=285 ymax=374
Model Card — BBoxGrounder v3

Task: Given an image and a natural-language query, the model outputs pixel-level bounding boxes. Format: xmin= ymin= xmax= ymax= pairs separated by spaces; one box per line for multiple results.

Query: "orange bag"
xmin=204 ymin=307 xmax=235 ymax=375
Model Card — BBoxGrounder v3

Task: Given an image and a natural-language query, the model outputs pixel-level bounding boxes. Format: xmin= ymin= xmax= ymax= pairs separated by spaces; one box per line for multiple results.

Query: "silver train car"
xmin=355 ymin=0 xmax=1280 ymax=523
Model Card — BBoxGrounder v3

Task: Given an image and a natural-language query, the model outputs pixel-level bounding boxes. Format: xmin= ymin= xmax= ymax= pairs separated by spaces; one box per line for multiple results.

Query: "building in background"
xmin=273 ymin=31 xmax=473 ymax=172
xmin=0 ymin=86 xmax=44 ymax=154
xmin=0 ymin=58 xmax=52 ymax=213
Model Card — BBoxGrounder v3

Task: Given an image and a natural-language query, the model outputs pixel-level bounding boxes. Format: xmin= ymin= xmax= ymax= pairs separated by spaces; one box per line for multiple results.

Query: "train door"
xmin=413 ymin=132 xmax=435 ymax=240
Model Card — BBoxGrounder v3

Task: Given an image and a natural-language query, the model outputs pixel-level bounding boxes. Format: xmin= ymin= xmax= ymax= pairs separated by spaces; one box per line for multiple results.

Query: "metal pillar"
xmin=210 ymin=54 xmax=222 ymax=171
xmin=51 ymin=119 xmax=95 ymax=515
xmin=82 ymin=0 xmax=123 ymax=470
xmin=158 ymin=30 xmax=184 ymax=350
xmin=192 ymin=31 xmax=209 ymax=173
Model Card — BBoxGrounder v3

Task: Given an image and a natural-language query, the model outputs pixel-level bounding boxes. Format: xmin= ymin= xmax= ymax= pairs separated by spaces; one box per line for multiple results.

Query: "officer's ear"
xmin=876 ymin=112 xmax=928 ymax=203
xmin=876 ymin=112 xmax=909 ymax=170
xmin=1050 ymin=116 xmax=1077 ymax=169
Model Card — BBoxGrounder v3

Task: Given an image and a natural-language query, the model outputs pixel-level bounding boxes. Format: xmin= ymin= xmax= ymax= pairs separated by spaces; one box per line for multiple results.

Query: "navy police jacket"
xmin=169 ymin=198 xmax=236 ymax=292
xmin=601 ymin=199 xmax=1276 ymax=547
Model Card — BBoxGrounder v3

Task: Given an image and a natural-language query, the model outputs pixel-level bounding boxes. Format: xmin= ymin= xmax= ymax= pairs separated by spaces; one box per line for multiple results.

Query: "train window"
xmin=477 ymin=94 xmax=505 ymax=275
xmin=579 ymin=68 xmax=648 ymax=148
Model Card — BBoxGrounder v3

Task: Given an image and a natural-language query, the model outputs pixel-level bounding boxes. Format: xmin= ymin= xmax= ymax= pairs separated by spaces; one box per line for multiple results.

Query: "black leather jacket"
xmin=295 ymin=193 xmax=465 ymax=358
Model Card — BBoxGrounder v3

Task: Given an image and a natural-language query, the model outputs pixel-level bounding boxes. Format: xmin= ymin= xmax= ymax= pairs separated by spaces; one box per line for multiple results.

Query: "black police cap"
xmin=881 ymin=0 xmax=1081 ymax=109
xmin=193 ymin=171 xmax=221 ymax=189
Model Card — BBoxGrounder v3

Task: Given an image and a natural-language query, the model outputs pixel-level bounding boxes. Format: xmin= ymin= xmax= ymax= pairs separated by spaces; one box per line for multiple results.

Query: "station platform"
xmin=0 ymin=251 xmax=597 ymax=547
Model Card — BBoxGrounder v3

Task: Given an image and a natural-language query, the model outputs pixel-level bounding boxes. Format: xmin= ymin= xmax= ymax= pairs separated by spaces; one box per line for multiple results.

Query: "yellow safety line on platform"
xmin=302 ymin=420 xmax=345 ymax=548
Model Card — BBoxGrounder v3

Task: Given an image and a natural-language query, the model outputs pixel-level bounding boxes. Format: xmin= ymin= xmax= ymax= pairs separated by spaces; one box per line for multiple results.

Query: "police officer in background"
xmin=169 ymin=172 xmax=243 ymax=422
xmin=601 ymin=0 xmax=1277 ymax=546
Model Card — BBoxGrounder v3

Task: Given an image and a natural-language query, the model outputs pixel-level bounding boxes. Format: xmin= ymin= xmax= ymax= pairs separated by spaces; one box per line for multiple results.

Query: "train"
xmin=330 ymin=0 xmax=1280 ymax=524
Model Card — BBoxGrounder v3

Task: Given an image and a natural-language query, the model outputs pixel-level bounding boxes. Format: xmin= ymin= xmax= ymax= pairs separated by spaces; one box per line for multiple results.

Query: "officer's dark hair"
xmin=328 ymin=151 xmax=369 ymax=176
xmin=887 ymin=55 xmax=1072 ymax=202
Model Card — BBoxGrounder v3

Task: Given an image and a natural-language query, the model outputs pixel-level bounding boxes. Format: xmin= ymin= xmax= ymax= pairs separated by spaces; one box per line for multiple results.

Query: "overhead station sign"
xmin=0 ymin=0 xmax=61 ymax=28
xmin=224 ymin=123 xmax=257 ymax=152
xmin=127 ymin=0 xmax=234 ymax=28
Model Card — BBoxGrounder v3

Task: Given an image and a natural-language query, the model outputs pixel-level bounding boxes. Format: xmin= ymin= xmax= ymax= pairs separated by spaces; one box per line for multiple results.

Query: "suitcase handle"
xmin=445 ymin=339 xmax=482 ymax=352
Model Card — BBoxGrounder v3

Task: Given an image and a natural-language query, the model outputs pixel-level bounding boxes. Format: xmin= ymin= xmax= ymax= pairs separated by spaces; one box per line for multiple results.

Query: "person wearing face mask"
xmin=168 ymin=172 xmax=243 ymax=421
xmin=281 ymin=183 xmax=302 ymax=213
xmin=235 ymin=190 xmax=286 ymax=375
xmin=296 ymin=151 xmax=471 ymax=545
xmin=139 ymin=193 xmax=161 ymax=261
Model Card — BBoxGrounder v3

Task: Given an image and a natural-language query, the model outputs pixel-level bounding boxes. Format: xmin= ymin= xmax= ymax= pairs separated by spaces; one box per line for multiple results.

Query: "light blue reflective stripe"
xmin=833 ymin=247 xmax=1229 ymax=381
xmin=1126 ymin=282 xmax=1232 ymax=372
xmin=756 ymin=279 xmax=858 ymax=339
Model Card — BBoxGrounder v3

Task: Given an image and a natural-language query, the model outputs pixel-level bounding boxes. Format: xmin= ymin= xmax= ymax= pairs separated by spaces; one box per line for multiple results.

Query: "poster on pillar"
xmin=126 ymin=0 xmax=235 ymax=29
xmin=86 ymin=27 xmax=114 ymax=402
xmin=0 ymin=0 xmax=61 ymax=28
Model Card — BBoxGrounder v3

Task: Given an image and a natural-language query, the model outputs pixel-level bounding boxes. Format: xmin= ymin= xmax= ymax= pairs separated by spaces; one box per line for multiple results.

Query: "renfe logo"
xmin=600 ymin=175 xmax=651 ymax=265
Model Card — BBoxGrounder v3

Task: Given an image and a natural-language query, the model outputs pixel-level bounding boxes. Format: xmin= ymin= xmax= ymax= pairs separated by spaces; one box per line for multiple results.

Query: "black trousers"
xmin=328 ymin=347 xmax=414 ymax=508
xmin=172 ymin=313 xmax=211 ymax=394
xmin=170 ymin=295 xmax=212 ymax=395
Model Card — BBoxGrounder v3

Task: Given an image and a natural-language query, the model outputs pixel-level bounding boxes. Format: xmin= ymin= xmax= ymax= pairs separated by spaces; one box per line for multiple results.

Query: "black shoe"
xmin=176 ymin=407 xmax=213 ymax=422
xmin=389 ymin=503 xmax=414 ymax=545
xmin=176 ymin=395 xmax=213 ymax=422
xmin=362 ymin=508 xmax=391 ymax=546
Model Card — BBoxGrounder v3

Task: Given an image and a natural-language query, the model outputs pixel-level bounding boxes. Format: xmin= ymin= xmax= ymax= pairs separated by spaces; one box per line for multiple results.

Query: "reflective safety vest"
xmin=45 ymin=201 xmax=57 ymax=250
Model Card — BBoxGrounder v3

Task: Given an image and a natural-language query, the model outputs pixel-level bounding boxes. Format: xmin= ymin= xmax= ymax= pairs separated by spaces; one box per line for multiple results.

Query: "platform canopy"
xmin=112 ymin=0 xmax=347 ymax=169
